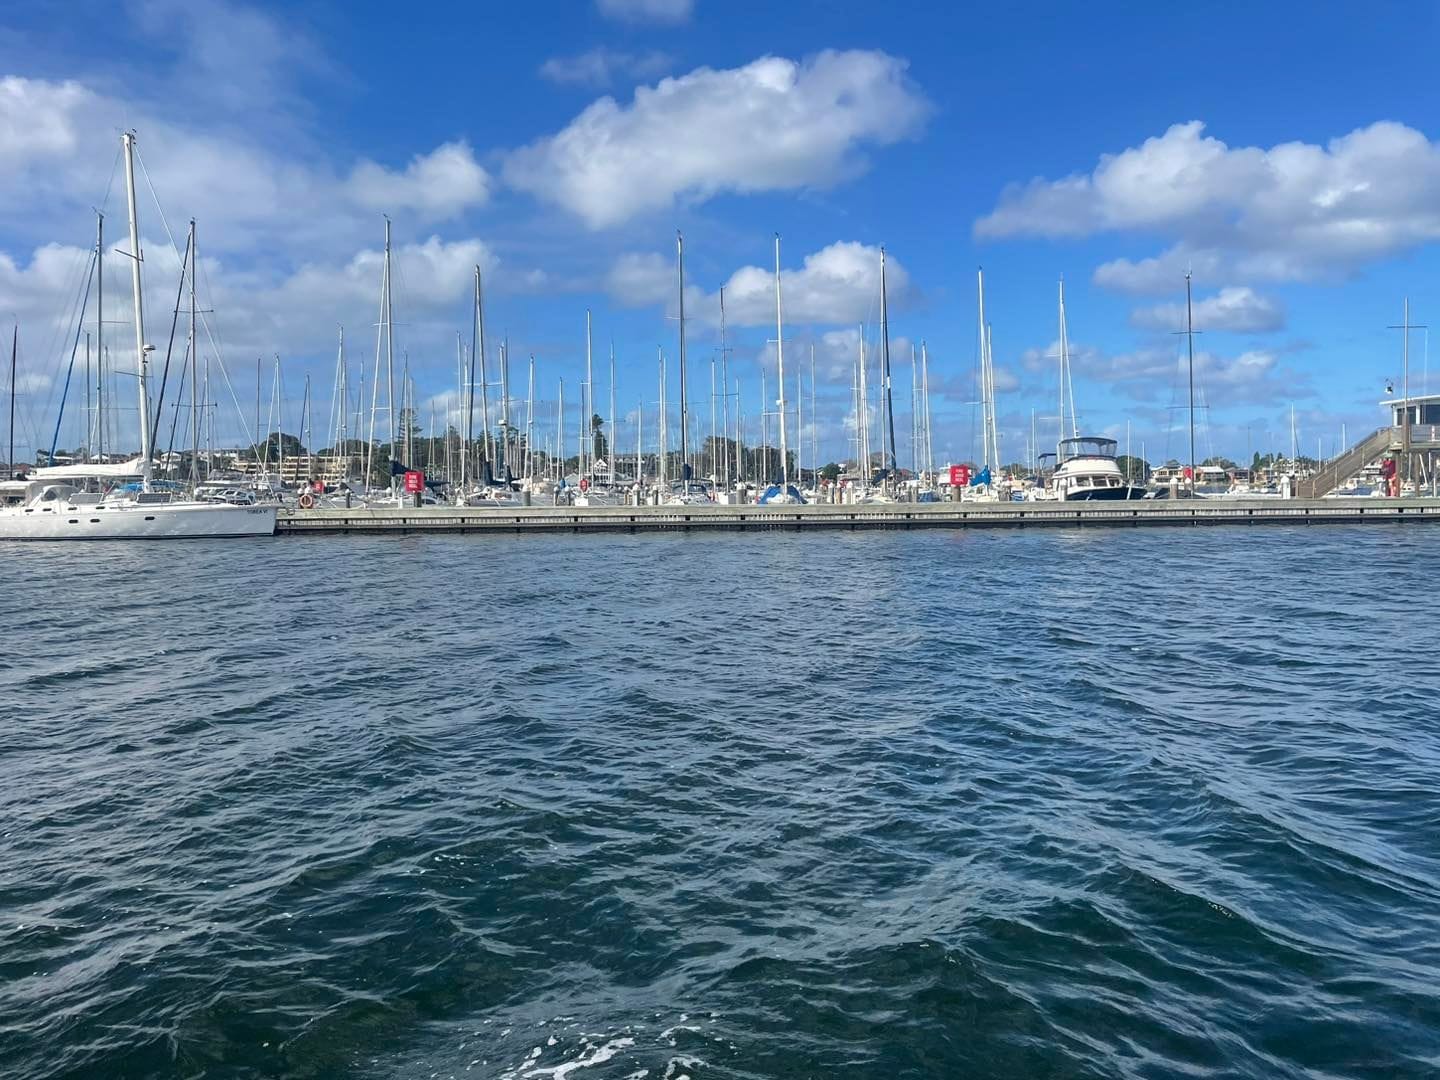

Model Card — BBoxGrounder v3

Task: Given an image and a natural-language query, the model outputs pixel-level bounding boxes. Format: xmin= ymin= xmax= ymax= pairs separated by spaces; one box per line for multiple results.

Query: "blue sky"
xmin=2 ymin=0 xmax=1438 ymax=468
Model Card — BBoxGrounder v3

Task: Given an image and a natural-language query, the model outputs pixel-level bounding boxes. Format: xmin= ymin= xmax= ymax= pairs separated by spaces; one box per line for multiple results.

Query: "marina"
xmin=4 ymin=3 xmax=1440 ymax=1078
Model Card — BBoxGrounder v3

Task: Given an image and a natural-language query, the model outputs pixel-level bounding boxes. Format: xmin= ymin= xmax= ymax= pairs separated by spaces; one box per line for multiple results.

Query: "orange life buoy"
xmin=298 ymin=492 xmax=316 ymax=509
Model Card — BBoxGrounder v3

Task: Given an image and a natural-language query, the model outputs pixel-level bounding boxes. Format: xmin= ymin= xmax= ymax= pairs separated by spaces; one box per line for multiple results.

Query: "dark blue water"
xmin=3 ymin=526 xmax=1439 ymax=1079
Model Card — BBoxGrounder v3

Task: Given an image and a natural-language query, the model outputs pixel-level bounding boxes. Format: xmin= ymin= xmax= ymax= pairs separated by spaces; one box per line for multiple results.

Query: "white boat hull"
xmin=0 ymin=500 xmax=276 ymax=540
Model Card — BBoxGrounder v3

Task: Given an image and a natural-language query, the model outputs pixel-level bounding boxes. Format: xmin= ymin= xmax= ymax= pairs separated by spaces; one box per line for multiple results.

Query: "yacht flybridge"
xmin=1046 ymin=437 xmax=1146 ymax=501
xmin=0 ymin=132 xmax=275 ymax=540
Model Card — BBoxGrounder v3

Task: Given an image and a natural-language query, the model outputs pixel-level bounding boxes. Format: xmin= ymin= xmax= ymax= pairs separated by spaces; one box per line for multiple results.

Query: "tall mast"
xmin=677 ymin=231 xmax=688 ymax=481
xmin=584 ymin=308 xmax=593 ymax=478
xmin=879 ymin=247 xmax=896 ymax=477
xmin=474 ymin=267 xmax=490 ymax=474
xmin=608 ymin=342 xmax=617 ymax=486
xmin=460 ymin=281 xmax=474 ymax=488
xmin=94 ymin=211 xmax=104 ymax=460
xmin=858 ymin=327 xmax=870 ymax=478
xmin=384 ymin=218 xmax=396 ymax=469
xmin=8 ymin=325 xmax=15 ymax=479
xmin=774 ymin=233 xmax=789 ymax=487
xmin=500 ymin=338 xmax=511 ymax=476
xmin=120 ymin=132 xmax=153 ymax=488
xmin=719 ymin=286 xmax=731 ymax=487
xmin=1056 ymin=278 xmax=1065 ymax=459
xmin=811 ymin=346 xmax=818 ymax=481
xmin=1058 ymin=277 xmax=1076 ymax=441
xmin=710 ymin=356 xmax=717 ymax=482
xmin=301 ymin=373 xmax=312 ymax=481
xmin=335 ymin=326 xmax=348 ymax=477
xmin=1185 ymin=271 xmax=1196 ymax=491
xmin=921 ymin=341 xmax=933 ymax=475
xmin=1402 ymin=297 xmax=1413 ymax=481
xmin=188 ymin=219 xmax=199 ymax=488
xmin=526 ymin=355 xmax=536 ymax=482
xmin=977 ymin=268 xmax=992 ymax=467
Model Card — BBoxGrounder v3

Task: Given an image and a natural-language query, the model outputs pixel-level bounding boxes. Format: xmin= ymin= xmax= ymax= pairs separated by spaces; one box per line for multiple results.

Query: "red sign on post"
xmin=403 ymin=470 xmax=425 ymax=494
xmin=949 ymin=464 xmax=971 ymax=487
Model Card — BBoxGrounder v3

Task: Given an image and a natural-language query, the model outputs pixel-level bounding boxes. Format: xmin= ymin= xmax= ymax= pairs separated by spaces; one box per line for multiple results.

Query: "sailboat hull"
xmin=0 ymin=501 xmax=277 ymax=540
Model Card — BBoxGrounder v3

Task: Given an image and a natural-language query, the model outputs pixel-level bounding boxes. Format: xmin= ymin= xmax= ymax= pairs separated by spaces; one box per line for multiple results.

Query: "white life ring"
xmin=298 ymin=492 xmax=316 ymax=509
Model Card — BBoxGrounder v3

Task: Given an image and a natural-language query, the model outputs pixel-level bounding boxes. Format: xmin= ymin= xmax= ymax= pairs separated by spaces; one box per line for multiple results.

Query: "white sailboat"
xmin=0 ymin=132 xmax=275 ymax=540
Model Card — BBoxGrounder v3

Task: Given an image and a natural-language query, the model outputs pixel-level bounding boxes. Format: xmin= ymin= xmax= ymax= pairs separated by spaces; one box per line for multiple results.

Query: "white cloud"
xmin=538 ymin=48 xmax=673 ymax=89
xmin=505 ymin=50 xmax=930 ymax=228
xmin=976 ymin=120 xmax=1440 ymax=290
xmin=0 ymin=74 xmax=494 ymax=260
xmin=1129 ymin=286 xmax=1285 ymax=333
xmin=0 ymin=77 xmax=91 ymax=165
xmin=1092 ymin=247 xmax=1224 ymax=294
xmin=346 ymin=142 xmax=491 ymax=220
xmin=606 ymin=240 xmax=910 ymax=328
xmin=714 ymin=241 xmax=910 ymax=327
xmin=595 ymin=0 xmax=693 ymax=24
xmin=1052 ymin=339 xmax=1300 ymax=406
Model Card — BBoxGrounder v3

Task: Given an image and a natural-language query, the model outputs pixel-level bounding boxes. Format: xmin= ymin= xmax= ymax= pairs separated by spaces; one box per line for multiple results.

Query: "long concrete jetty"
xmin=276 ymin=497 xmax=1440 ymax=534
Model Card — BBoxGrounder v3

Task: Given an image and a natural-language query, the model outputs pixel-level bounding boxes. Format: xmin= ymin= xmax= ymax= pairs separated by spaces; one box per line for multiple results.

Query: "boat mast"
xmin=858 ymin=327 xmax=870 ymax=478
xmin=879 ymin=247 xmax=897 ymax=478
xmin=474 ymin=267 xmax=490 ymax=477
xmin=978 ymin=268 xmax=994 ymax=468
xmin=719 ymin=287 xmax=731 ymax=488
xmin=525 ymin=354 xmax=535 ymax=482
xmin=921 ymin=341 xmax=933 ymax=475
xmin=584 ymin=309 xmax=593 ymax=479
xmin=1185 ymin=271 xmax=1196 ymax=492
xmin=7 ymin=325 xmax=15 ymax=479
xmin=94 ymin=211 xmax=104 ymax=460
xmin=608 ymin=342 xmax=617 ymax=486
xmin=459 ymin=284 xmax=473 ymax=489
xmin=677 ymin=231 xmax=688 ymax=482
xmin=774 ymin=233 xmax=789 ymax=488
xmin=500 ymin=338 xmax=510 ymax=477
xmin=301 ymin=373 xmax=312 ymax=482
xmin=811 ymin=346 xmax=818 ymax=481
xmin=384 ymin=219 xmax=396 ymax=479
xmin=188 ymin=219 xmax=199 ymax=488
xmin=1059 ymin=277 xmax=1078 ymax=441
xmin=120 ymin=132 xmax=154 ymax=489
xmin=334 ymin=327 xmax=347 ymax=478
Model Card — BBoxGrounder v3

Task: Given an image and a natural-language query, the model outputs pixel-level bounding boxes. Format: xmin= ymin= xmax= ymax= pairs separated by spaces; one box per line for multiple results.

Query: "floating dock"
xmin=276 ymin=497 xmax=1440 ymax=534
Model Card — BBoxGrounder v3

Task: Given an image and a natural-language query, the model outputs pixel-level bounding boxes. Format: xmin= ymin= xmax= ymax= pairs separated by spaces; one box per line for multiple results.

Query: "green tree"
xmin=1115 ymin=455 xmax=1151 ymax=482
xmin=590 ymin=414 xmax=608 ymax=463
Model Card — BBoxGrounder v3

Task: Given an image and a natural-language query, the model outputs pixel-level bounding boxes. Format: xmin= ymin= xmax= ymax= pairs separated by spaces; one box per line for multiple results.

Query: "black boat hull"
xmin=1064 ymin=486 xmax=1148 ymax=502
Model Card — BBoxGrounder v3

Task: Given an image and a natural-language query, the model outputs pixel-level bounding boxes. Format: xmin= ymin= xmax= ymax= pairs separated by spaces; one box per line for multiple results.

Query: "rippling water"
xmin=3 ymin=525 xmax=1439 ymax=1079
